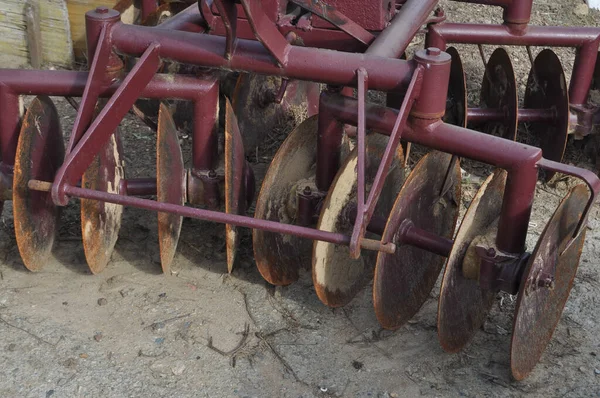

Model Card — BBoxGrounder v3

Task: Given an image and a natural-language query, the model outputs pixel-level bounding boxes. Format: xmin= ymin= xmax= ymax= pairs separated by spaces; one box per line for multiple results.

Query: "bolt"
xmin=208 ymin=170 xmax=217 ymax=179
xmin=486 ymin=247 xmax=496 ymax=257
xmin=96 ymin=6 xmax=110 ymax=14
xmin=303 ymin=186 xmax=312 ymax=196
xmin=538 ymin=277 xmax=555 ymax=289
xmin=426 ymin=47 xmax=441 ymax=57
xmin=434 ymin=7 xmax=445 ymax=18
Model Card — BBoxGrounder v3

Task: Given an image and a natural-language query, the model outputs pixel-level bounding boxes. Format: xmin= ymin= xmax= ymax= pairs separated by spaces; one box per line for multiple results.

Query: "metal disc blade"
xmin=13 ymin=96 xmax=65 ymax=271
xmin=445 ymin=47 xmax=467 ymax=128
xmin=524 ymin=49 xmax=569 ymax=181
xmin=232 ymin=74 xmax=319 ymax=155
xmin=480 ymin=48 xmax=518 ymax=141
xmin=374 ymin=152 xmax=461 ymax=329
xmin=81 ymin=132 xmax=125 ymax=274
xmin=313 ymin=135 xmax=405 ymax=307
xmin=225 ymin=98 xmax=247 ymax=273
xmin=252 ymin=116 xmax=319 ymax=286
xmin=511 ymin=184 xmax=589 ymax=380
xmin=437 ymin=170 xmax=507 ymax=352
xmin=157 ymin=103 xmax=186 ymax=274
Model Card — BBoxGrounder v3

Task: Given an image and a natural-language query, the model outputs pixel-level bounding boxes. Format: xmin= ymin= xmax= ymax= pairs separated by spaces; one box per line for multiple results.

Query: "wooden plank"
xmin=0 ymin=0 xmax=73 ymax=68
xmin=25 ymin=0 xmax=42 ymax=68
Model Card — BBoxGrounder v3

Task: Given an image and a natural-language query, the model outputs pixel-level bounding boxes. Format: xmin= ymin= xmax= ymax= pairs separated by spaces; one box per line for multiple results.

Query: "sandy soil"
xmin=0 ymin=1 xmax=599 ymax=397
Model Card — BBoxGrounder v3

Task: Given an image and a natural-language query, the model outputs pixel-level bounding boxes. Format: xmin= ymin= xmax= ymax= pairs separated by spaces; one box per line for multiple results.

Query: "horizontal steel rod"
xmin=110 ymin=22 xmax=416 ymax=91
xmin=398 ymin=219 xmax=453 ymax=257
xmin=28 ymin=181 xmax=395 ymax=254
xmin=0 ymin=69 xmax=214 ymax=100
xmin=428 ymin=23 xmax=600 ymax=48
xmin=467 ymin=107 xmax=556 ymax=124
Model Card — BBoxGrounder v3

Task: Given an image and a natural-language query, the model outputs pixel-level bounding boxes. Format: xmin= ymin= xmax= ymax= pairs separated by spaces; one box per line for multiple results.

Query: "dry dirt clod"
xmin=574 ymin=3 xmax=590 ymax=16
xmin=97 ymin=298 xmax=108 ymax=306
xmin=79 ymin=353 xmax=88 ymax=359
xmin=94 ymin=333 xmax=103 ymax=342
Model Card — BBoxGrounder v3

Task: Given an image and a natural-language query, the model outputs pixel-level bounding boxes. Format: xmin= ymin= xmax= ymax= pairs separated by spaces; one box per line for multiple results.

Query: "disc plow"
xmin=0 ymin=0 xmax=599 ymax=381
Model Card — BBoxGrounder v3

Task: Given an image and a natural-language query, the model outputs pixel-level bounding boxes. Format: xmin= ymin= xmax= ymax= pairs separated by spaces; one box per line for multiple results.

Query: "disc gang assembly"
xmin=1 ymin=0 xmax=600 ymax=381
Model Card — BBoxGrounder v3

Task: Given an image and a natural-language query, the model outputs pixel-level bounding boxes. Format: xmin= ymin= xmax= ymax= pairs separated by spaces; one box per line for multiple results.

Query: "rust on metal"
xmin=437 ymin=170 xmax=507 ymax=353
xmin=479 ymin=48 xmax=518 ymax=141
xmin=157 ymin=103 xmax=186 ymax=274
xmin=511 ymin=184 xmax=589 ymax=380
xmin=374 ymin=151 xmax=461 ymax=330
xmin=81 ymin=101 xmax=125 ymax=274
xmin=523 ymin=49 xmax=569 ymax=181
xmin=252 ymin=116 xmax=320 ymax=285
xmin=313 ymin=134 xmax=405 ymax=308
xmin=13 ymin=96 xmax=64 ymax=271
xmin=224 ymin=98 xmax=247 ymax=273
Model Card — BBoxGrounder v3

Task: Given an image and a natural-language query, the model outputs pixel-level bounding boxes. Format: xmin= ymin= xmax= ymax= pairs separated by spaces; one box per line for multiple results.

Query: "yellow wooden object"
xmin=0 ymin=0 xmax=73 ymax=68
xmin=66 ymin=0 xmax=136 ymax=61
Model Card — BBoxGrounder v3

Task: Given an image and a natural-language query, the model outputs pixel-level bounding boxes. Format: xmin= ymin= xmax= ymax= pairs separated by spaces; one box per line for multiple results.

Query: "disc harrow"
xmin=0 ymin=0 xmax=600 ymax=381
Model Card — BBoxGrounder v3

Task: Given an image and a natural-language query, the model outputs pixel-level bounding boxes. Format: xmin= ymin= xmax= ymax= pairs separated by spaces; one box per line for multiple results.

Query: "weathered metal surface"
xmin=444 ymin=47 xmax=467 ymax=127
xmin=252 ymin=116 xmax=320 ymax=285
xmin=511 ymin=184 xmax=589 ymax=380
xmin=231 ymin=73 xmax=319 ymax=155
xmin=224 ymin=98 xmax=246 ymax=273
xmin=13 ymin=96 xmax=64 ymax=271
xmin=81 ymin=101 xmax=125 ymax=274
xmin=157 ymin=103 xmax=186 ymax=274
xmin=524 ymin=49 xmax=569 ymax=181
xmin=313 ymin=134 xmax=405 ymax=307
xmin=374 ymin=151 xmax=461 ymax=330
xmin=437 ymin=170 xmax=507 ymax=353
xmin=479 ymin=48 xmax=518 ymax=141
xmin=310 ymin=0 xmax=394 ymax=31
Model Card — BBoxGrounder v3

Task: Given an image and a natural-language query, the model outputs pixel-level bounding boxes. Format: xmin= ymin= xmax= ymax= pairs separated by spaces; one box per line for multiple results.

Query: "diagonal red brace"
xmin=52 ymin=43 xmax=161 ymax=206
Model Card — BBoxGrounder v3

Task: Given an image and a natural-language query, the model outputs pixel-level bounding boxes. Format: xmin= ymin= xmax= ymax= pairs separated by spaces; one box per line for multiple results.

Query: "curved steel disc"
xmin=81 ymin=102 xmax=125 ymax=274
xmin=438 ymin=170 xmax=507 ymax=352
xmin=232 ymin=74 xmax=319 ymax=154
xmin=253 ymin=116 xmax=319 ymax=285
xmin=374 ymin=152 xmax=461 ymax=329
xmin=524 ymin=49 xmax=569 ymax=181
xmin=445 ymin=47 xmax=467 ymax=127
xmin=157 ymin=103 xmax=186 ymax=274
xmin=313 ymin=135 xmax=405 ymax=307
xmin=480 ymin=48 xmax=518 ymax=141
xmin=225 ymin=98 xmax=247 ymax=273
xmin=511 ymin=184 xmax=589 ymax=380
xmin=13 ymin=96 xmax=64 ymax=271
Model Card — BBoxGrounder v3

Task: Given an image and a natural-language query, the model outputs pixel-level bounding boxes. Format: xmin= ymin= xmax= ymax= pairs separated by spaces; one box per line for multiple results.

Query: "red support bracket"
xmin=349 ymin=66 xmax=424 ymax=259
xmin=213 ymin=0 xmax=238 ymax=60
xmin=239 ymin=0 xmax=291 ymax=67
xmin=52 ymin=43 xmax=162 ymax=206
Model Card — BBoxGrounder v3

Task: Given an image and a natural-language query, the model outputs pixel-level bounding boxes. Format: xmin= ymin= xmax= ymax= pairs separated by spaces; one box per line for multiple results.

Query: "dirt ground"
xmin=1 ymin=1 xmax=600 ymax=397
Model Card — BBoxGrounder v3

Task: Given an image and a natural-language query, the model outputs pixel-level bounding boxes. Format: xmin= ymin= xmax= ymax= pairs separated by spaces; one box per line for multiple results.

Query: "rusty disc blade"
xmin=225 ymin=98 xmax=247 ymax=273
xmin=524 ymin=49 xmax=569 ymax=181
xmin=81 ymin=102 xmax=125 ymax=274
xmin=437 ymin=170 xmax=507 ymax=352
xmin=157 ymin=103 xmax=186 ymax=274
xmin=13 ymin=96 xmax=65 ymax=271
xmin=479 ymin=48 xmax=518 ymax=141
xmin=232 ymin=73 xmax=319 ymax=155
xmin=313 ymin=135 xmax=405 ymax=307
xmin=253 ymin=116 xmax=320 ymax=286
xmin=374 ymin=151 xmax=461 ymax=329
xmin=511 ymin=184 xmax=589 ymax=380
xmin=445 ymin=47 xmax=467 ymax=128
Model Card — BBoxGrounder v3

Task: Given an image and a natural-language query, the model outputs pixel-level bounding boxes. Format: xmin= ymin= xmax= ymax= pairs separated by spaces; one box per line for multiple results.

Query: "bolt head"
xmin=96 ymin=6 xmax=110 ymax=14
xmin=426 ymin=47 xmax=441 ymax=57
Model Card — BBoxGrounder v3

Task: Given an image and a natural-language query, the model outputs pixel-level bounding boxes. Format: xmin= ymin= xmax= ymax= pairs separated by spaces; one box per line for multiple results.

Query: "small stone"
xmin=97 ymin=298 xmax=108 ymax=306
xmin=94 ymin=333 xmax=103 ymax=342
xmin=151 ymin=322 xmax=165 ymax=331
xmin=158 ymin=293 xmax=167 ymax=299
xmin=595 ymin=368 xmax=600 ymax=375
xmin=171 ymin=362 xmax=186 ymax=375
xmin=579 ymin=366 xmax=586 ymax=372
xmin=79 ymin=353 xmax=88 ymax=359
xmin=574 ymin=4 xmax=589 ymax=16
xmin=46 ymin=390 xmax=55 ymax=398
xmin=7 ymin=343 xmax=16 ymax=352
xmin=119 ymin=289 xmax=131 ymax=298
